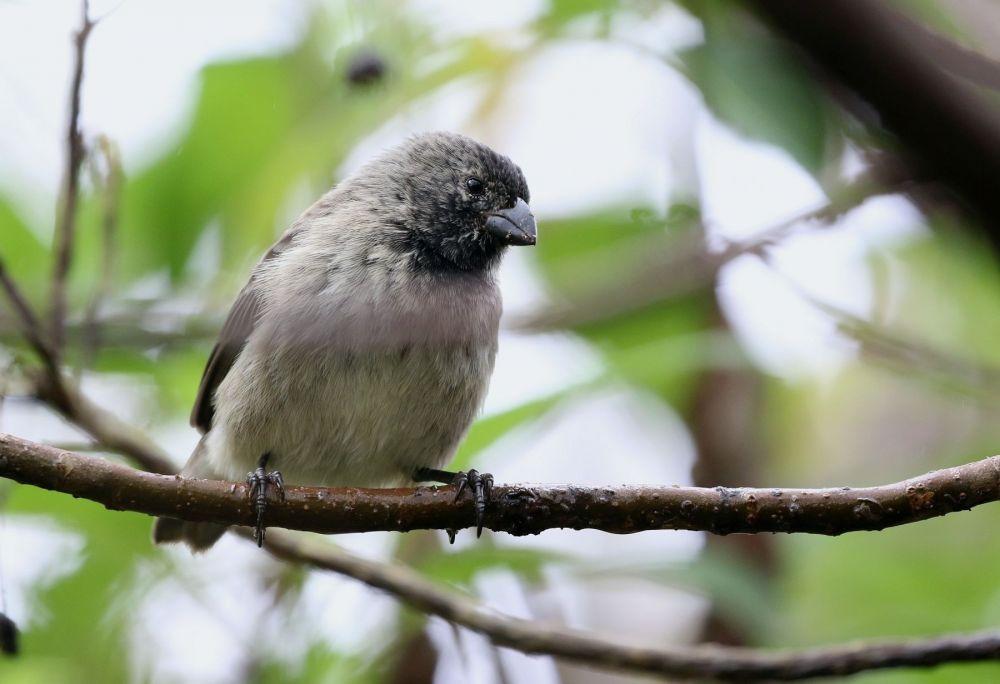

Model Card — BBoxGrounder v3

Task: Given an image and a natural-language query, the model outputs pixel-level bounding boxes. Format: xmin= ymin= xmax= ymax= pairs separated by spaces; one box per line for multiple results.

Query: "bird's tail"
xmin=151 ymin=437 xmax=228 ymax=551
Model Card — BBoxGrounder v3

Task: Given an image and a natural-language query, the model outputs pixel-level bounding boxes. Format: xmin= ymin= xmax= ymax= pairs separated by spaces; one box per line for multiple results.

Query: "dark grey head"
xmin=347 ymin=131 xmax=536 ymax=272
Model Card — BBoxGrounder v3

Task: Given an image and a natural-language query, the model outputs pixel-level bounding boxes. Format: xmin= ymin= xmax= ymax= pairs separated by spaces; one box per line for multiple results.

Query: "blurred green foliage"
xmin=2 ymin=1 xmax=1000 ymax=683
xmin=678 ymin=0 xmax=840 ymax=176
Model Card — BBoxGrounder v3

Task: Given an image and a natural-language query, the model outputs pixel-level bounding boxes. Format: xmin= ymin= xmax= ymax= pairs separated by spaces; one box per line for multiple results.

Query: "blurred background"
xmin=2 ymin=0 xmax=1000 ymax=682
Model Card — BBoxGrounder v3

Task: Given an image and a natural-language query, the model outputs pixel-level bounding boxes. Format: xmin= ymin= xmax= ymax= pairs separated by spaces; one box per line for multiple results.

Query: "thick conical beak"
xmin=485 ymin=198 xmax=536 ymax=246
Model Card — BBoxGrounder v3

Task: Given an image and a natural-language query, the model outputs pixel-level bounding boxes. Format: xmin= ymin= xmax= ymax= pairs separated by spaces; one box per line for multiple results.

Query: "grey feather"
xmin=190 ymin=230 xmax=300 ymax=432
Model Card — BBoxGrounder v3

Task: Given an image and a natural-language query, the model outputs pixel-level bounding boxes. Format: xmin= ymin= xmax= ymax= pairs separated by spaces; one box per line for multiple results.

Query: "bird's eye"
xmin=465 ymin=177 xmax=485 ymax=195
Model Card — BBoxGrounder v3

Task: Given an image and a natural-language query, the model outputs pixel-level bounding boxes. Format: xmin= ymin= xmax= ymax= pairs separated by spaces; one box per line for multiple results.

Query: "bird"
xmin=152 ymin=131 xmax=536 ymax=551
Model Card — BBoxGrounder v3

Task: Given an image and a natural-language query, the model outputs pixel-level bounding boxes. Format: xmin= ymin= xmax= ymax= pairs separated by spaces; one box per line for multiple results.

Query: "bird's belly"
xmin=206 ymin=344 xmax=495 ymax=486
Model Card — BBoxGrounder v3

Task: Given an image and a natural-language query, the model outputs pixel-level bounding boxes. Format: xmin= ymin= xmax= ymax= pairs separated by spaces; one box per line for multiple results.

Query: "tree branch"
xmin=260 ymin=529 xmax=1000 ymax=681
xmin=0 ymin=268 xmax=172 ymax=475
xmin=515 ymin=172 xmax=894 ymax=333
xmin=3 ymin=432 xmax=1000 ymax=680
xmin=0 ymin=260 xmax=59 ymax=375
xmin=50 ymin=0 xmax=95 ymax=356
xmin=750 ymin=0 xmax=1000 ymax=243
xmin=2 ymin=431 xmax=998 ymax=537
xmin=29 ymin=373 xmax=175 ymax=475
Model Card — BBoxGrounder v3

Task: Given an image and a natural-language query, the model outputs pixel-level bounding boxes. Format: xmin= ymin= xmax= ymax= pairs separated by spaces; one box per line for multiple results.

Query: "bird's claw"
xmin=247 ymin=460 xmax=284 ymax=547
xmin=453 ymin=469 xmax=493 ymax=538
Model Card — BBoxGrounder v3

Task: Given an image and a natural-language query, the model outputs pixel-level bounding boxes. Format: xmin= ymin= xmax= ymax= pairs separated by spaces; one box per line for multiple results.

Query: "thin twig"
xmin=515 ymin=173 xmax=892 ymax=332
xmin=260 ymin=530 xmax=1000 ymax=681
xmin=0 ymin=259 xmax=59 ymax=375
xmin=81 ymin=135 xmax=122 ymax=370
xmin=29 ymin=375 xmax=174 ymax=474
xmin=811 ymin=293 xmax=1000 ymax=402
xmin=0 ymin=272 xmax=172 ymax=474
xmin=50 ymin=0 xmax=95 ymax=357
xmin=0 ymin=307 xmax=222 ymax=351
xmin=2 ymin=432 xmax=997 ymax=537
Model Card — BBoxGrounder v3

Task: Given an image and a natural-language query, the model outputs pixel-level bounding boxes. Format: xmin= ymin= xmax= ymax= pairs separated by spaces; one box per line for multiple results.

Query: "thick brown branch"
xmin=892 ymin=8 xmax=1000 ymax=91
xmin=50 ymin=0 xmax=95 ymax=355
xmin=2 ymin=432 xmax=997 ymax=537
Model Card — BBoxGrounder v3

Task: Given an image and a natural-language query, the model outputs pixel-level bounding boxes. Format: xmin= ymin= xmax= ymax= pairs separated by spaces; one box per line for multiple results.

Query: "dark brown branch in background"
xmin=690 ymin=298 xmax=773 ymax=646
xmin=3 ymin=432 xmax=1000 ymax=680
xmin=750 ymin=0 xmax=1000 ymax=247
xmin=50 ymin=0 xmax=95 ymax=356
xmin=892 ymin=7 xmax=1000 ymax=91
xmin=3 ymin=432 xmax=998 ymax=537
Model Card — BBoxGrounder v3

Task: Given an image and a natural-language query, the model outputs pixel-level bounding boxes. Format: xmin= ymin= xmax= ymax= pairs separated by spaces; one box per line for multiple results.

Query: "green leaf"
xmin=6 ymin=484 xmax=157 ymax=683
xmin=450 ymin=390 xmax=574 ymax=472
xmin=121 ymin=54 xmax=306 ymax=282
xmin=529 ymin=208 xmax=734 ymax=406
xmin=0 ymin=197 xmax=48 ymax=303
xmin=538 ymin=0 xmax=617 ymax=34
xmin=532 ymin=211 xmax=671 ymax=295
xmin=679 ymin=3 xmax=836 ymax=174
xmin=253 ymin=644 xmax=379 ymax=684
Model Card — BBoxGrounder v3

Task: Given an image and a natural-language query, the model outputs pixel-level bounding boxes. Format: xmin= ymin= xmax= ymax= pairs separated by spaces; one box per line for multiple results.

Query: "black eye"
xmin=465 ymin=177 xmax=485 ymax=195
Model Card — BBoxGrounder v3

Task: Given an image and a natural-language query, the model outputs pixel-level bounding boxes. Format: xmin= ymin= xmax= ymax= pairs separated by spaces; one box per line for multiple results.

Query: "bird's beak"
xmin=485 ymin=198 xmax=536 ymax=246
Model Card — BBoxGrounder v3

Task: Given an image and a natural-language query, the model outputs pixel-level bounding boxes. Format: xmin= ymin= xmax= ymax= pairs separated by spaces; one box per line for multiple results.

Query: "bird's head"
xmin=351 ymin=132 xmax=536 ymax=272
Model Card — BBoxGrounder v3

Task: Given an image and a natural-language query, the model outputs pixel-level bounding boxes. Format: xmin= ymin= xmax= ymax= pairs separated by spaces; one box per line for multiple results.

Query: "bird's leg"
xmin=414 ymin=467 xmax=494 ymax=539
xmin=247 ymin=452 xmax=284 ymax=547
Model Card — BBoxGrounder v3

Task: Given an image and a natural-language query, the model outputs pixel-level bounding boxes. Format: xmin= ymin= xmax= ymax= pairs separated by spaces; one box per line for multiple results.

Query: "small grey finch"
xmin=152 ymin=132 xmax=536 ymax=550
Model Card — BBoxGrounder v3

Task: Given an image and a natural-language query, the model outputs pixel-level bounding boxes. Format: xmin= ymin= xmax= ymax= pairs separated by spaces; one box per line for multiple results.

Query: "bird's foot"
xmin=247 ymin=453 xmax=284 ymax=547
xmin=453 ymin=469 xmax=494 ymax=537
xmin=413 ymin=466 xmax=493 ymax=540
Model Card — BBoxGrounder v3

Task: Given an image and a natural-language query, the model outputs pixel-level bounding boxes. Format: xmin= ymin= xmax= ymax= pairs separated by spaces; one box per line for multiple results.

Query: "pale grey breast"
xmin=204 ymin=255 xmax=502 ymax=486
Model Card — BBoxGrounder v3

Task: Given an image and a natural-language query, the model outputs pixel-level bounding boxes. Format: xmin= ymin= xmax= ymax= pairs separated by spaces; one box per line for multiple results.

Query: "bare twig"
xmin=261 ymin=530 xmax=1000 ymax=681
xmin=0 ymin=276 xmax=172 ymax=473
xmin=515 ymin=173 xmax=891 ymax=332
xmin=1 ymin=433 xmax=999 ymax=680
xmin=50 ymin=0 xmax=96 ymax=356
xmin=0 ymin=307 xmax=222 ymax=351
xmin=812 ymin=297 xmax=1000 ymax=402
xmin=29 ymin=375 xmax=174 ymax=474
xmin=2 ymin=431 xmax=998 ymax=537
xmin=81 ymin=135 xmax=122 ymax=368
xmin=0 ymin=260 xmax=59 ymax=375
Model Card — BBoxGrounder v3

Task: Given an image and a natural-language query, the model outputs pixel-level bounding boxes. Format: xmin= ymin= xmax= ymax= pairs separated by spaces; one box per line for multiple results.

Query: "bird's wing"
xmin=190 ymin=230 xmax=299 ymax=432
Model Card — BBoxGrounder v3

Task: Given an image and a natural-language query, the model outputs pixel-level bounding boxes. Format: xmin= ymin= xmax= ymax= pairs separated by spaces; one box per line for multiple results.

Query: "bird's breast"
xmin=206 ymin=270 xmax=502 ymax=486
